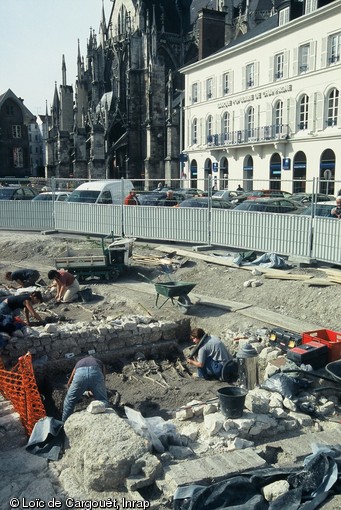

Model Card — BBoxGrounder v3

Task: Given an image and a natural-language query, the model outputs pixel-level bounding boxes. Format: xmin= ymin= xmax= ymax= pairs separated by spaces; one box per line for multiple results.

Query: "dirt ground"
xmin=1 ymin=230 xmax=341 ymax=420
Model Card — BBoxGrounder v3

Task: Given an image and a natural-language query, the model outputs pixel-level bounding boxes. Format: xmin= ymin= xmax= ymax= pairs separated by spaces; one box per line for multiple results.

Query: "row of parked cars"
xmin=0 ymin=183 xmax=336 ymax=217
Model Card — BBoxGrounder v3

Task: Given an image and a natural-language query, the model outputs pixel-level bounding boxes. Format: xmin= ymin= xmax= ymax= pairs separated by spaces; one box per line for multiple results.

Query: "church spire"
xmin=62 ymin=54 xmax=67 ymax=86
xmin=77 ymin=39 xmax=82 ymax=79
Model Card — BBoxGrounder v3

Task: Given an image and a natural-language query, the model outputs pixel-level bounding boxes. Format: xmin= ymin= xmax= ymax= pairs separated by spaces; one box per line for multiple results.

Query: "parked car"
xmin=179 ymin=197 xmax=233 ymax=209
xmin=212 ymin=190 xmax=243 ymax=201
xmin=300 ymin=201 xmax=334 ymax=217
xmin=233 ymin=198 xmax=304 ymax=214
xmin=154 ymin=187 xmax=205 ymax=198
xmin=137 ymin=191 xmax=185 ymax=206
xmin=0 ymin=186 xmax=37 ymax=200
xmin=33 ymin=191 xmax=71 ymax=202
xmin=231 ymin=189 xmax=292 ymax=205
xmin=290 ymin=193 xmax=335 ymax=204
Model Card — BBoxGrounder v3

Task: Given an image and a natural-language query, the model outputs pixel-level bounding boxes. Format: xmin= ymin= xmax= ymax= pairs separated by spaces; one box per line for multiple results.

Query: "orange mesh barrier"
xmin=0 ymin=352 xmax=46 ymax=435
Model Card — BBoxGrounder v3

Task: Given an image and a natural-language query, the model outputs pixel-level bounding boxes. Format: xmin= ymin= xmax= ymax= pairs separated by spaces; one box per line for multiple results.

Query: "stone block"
xmin=175 ymin=408 xmax=193 ymax=421
xmin=204 ymin=413 xmax=224 ymax=436
xmin=262 ymin=480 xmax=290 ymax=501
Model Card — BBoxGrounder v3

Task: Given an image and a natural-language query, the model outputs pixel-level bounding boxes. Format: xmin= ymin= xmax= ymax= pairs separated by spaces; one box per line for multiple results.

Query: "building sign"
xmin=282 ymin=158 xmax=291 ymax=170
xmin=218 ymin=84 xmax=293 ymax=109
xmin=212 ymin=162 xmax=218 ymax=172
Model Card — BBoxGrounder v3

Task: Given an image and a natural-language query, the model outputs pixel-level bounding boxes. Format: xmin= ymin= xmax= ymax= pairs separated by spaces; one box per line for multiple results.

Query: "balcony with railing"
xmin=205 ymin=124 xmax=289 ymax=147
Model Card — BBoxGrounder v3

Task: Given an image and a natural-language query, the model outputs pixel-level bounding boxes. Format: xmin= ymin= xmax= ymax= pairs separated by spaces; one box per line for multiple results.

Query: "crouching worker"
xmin=48 ymin=269 xmax=80 ymax=303
xmin=0 ymin=291 xmax=44 ymax=325
xmin=62 ymin=356 xmax=109 ymax=422
xmin=5 ymin=269 xmax=41 ymax=288
xmin=187 ymin=327 xmax=236 ymax=382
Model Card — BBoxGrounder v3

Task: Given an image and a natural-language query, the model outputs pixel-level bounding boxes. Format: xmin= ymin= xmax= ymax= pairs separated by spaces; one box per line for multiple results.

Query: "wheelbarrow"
xmin=138 ymin=273 xmax=196 ymax=314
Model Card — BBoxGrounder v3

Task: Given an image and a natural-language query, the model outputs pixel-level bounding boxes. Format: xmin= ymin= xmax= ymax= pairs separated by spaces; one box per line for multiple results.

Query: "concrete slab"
xmin=162 ymin=449 xmax=266 ymax=493
xmin=265 ymin=430 xmax=341 ymax=462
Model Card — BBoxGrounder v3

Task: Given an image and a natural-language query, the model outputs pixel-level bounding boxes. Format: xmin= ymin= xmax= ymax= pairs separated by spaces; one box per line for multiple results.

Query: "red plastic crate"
xmin=302 ymin=329 xmax=341 ymax=362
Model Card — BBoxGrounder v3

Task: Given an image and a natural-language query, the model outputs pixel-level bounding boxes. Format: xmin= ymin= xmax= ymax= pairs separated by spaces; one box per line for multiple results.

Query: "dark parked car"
xmin=231 ymin=189 xmax=292 ymax=205
xmin=179 ymin=197 xmax=233 ymax=209
xmin=233 ymin=198 xmax=304 ymax=214
xmin=290 ymin=193 xmax=335 ymax=204
xmin=0 ymin=186 xmax=37 ymax=200
xmin=137 ymin=191 xmax=184 ymax=206
xmin=212 ymin=190 xmax=243 ymax=201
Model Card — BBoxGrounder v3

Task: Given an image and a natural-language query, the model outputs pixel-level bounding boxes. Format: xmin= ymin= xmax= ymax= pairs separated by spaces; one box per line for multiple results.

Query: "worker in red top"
xmin=48 ymin=269 xmax=80 ymax=303
xmin=124 ymin=190 xmax=139 ymax=205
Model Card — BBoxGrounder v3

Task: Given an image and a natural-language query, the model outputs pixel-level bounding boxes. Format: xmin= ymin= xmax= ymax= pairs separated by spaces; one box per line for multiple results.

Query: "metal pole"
xmin=208 ymin=174 xmax=212 ymax=246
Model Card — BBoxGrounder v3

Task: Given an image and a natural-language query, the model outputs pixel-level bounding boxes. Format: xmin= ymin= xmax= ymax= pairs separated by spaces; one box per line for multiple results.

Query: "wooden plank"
xmin=155 ymin=246 xmax=291 ymax=276
xmin=327 ymin=278 xmax=341 ymax=285
xmin=238 ymin=306 xmax=322 ymax=333
xmin=319 ymin=268 xmax=341 ymax=278
xmin=264 ymin=274 xmax=313 ymax=281
xmin=303 ymin=278 xmax=335 ymax=287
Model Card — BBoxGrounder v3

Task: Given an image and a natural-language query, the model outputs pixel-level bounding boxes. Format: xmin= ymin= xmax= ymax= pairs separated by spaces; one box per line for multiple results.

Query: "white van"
xmin=67 ymin=180 xmax=134 ymax=205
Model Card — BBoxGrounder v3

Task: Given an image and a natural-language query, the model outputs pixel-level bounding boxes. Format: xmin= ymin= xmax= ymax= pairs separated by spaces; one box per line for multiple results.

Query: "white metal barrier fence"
xmin=0 ymin=200 xmax=340 ymax=265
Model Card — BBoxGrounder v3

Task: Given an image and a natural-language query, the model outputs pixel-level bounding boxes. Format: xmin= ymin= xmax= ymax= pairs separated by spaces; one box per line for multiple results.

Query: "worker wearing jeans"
xmin=62 ymin=356 xmax=109 ymax=422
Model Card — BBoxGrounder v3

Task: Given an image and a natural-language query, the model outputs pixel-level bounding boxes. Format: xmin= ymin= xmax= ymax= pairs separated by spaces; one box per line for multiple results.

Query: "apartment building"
xmin=181 ymin=0 xmax=341 ymax=194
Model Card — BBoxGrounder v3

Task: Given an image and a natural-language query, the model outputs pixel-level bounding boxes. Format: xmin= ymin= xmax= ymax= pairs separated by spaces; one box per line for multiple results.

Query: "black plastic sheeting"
xmin=173 ymin=445 xmax=341 ymax=510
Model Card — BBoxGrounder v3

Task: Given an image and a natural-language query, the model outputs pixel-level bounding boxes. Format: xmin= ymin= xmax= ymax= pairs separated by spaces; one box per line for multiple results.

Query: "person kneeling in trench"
xmin=186 ymin=327 xmax=235 ymax=381
xmin=48 ymin=269 xmax=80 ymax=303
xmin=62 ymin=356 xmax=109 ymax=422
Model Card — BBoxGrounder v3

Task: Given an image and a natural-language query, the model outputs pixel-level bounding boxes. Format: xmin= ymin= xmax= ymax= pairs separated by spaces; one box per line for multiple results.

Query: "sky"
xmin=0 ymin=0 xmax=113 ymax=116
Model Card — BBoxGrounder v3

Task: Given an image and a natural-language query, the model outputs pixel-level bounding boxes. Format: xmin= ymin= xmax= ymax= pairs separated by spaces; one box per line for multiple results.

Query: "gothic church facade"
xmin=45 ymin=0 xmax=274 ymax=184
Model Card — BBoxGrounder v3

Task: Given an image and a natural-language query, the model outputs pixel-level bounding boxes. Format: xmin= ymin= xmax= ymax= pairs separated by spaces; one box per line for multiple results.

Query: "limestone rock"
xmin=62 ymin=410 xmax=150 ymax=491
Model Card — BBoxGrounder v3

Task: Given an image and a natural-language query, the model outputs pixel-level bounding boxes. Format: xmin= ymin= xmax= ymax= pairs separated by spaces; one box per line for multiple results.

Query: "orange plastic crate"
xmin=302 ymin=329 xmax=341 ymax=362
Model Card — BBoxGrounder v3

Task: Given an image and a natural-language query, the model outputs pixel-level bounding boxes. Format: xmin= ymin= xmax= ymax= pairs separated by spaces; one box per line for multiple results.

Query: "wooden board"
xmin=303 ymin=278 xmax=335 ymax=287
xmin=238 ymin=306 xmax=322 ymax=333
xmin=264 ymin=274 xmax=313 ymax=281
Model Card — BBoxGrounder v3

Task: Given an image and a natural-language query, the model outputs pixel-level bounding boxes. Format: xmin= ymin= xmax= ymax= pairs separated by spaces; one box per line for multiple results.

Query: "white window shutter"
xmin=266 ymin=103 xmax=272 ymax=127
xmin=287 ymin=97 xmax=296 ymax=133
xmin=269 ymin=56 xmax=274 ymax=82
xmin=229 ymin=71 xmax=234 ymax=94
xmin=321 ymin=37 xmax=327 ymax=68
xmin=283 ymin=50 xmax=289 ymax=79
xmin=242 ymin=66 xmax=246 ymax=90
xmin=314 ymin=91 xmax=324 ymax=131
xmin=254 ymin=62 xmax=260 ymax=87
xmin=309 ymin=41 xmax=316 ymax=72
xmin=292 ymin=47 xmax=298 ymax=76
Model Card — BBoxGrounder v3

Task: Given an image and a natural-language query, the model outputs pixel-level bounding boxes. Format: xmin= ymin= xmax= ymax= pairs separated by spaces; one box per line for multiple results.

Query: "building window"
xmin=274 ymin=53 xmax=284 ymax=80
xmin=223 ymin=73 xmax=229 ymax=95
xmin=12 ymin=125 xmax=22 ymax=138
xmin=299 ymin=44 xmax=310 ymax=73
xmin=13 ymin=147 xmax=23 ymax=167
xmin=305 ymin=0 xmax=317 ymax=14
xmin=222 ymin=112 xmax=230 ymax=141
xmin=246 ymin=107 xmax=255 ymax=137
xmin=246 ymin=64 xmax=254 ymax=88
xmin=192 ymin=83 xmax=198 ymax=104
xmin=328 ymin=33 xmax=341 ymax=64
xmin=274 ymin=100 xmax=283 ymax=134
xmin=299 ymin=95 xmax=309 ymax=130
xmin=327 ymin=88 xmax=339 ymax=126
xmin=206 ymin=78 xmax=213 ymax=99
xmin=207 ymin=115 xmax=213 ymax=143
xmin=192 ymin=118 xmax=198 ymax=144
xmin=118 ymin=5 xmax=128 ymax=36
xmin=279 ymin=7 xmax=290 ymax=26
